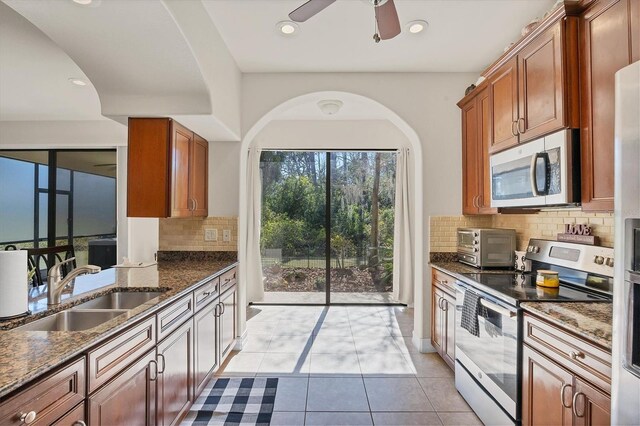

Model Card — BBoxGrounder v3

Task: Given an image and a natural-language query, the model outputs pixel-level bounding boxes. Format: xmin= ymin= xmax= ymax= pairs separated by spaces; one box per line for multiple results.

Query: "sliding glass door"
xmin=259 ymin=150 xmax=397 ymax=305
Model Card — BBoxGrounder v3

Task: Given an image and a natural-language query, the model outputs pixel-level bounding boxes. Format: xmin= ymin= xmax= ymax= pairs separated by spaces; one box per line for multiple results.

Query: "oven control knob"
xmin=605 ymin=257 xmax=614 ymax=267
xmin=477 ymin=372 xmax=483 ymax=380
xmin=527 ymin=245 xmax=534 ymax=252
xmin=534 ymin=246 xmax=540 ymax=253
xmin=473 ymin=248 xmax=479 ymax=253
xmin=594 ymin=256 xmax=605 ymax=265
xmin=473 ymin=240 xmax=479 ymax=245
xmin=474 ymin=232 xmax=479 ymax=237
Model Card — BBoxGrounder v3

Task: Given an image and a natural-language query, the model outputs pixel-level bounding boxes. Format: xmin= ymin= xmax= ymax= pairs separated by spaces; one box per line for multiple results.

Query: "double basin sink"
xmin=16 ymin=291 xmax=164 ymax=332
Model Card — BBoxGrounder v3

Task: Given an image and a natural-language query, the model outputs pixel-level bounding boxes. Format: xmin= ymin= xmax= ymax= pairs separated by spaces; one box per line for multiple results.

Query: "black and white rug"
xmin=182 ymin=377 xmax=278 ymax=426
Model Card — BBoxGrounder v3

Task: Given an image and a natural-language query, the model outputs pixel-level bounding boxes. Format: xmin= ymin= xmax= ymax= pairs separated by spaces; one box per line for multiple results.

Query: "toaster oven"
xmin=457 ymin=228 xmax=516 ymax=269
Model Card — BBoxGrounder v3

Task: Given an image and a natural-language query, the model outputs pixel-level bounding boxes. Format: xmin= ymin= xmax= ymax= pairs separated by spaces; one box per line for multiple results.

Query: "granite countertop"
xmin=0 ymin=259 xmax=237 ymax=399
xmin=521 ymin=302 xmax=613 ymax=351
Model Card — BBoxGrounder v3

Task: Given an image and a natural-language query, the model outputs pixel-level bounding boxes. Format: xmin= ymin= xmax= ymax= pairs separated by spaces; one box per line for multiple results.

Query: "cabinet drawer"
xmin=523 ymin=313 xmax=611 ymax=393
xmin=219 ymin=267 xmax=237 ymax=295
xmin=432 ymin=268 xmax=456 ymax=295
xmin=51 ymin=402 xmax=84 ymax=426
xmin=194 ymin=277 xmax=219 ymax=312
xmin=157 ymin=293 xmax=194 ymax=341
xmin=0 ymin=358 xmax=85 ymax=426
xmin=88 ymin=317 xmax=156 ymax=393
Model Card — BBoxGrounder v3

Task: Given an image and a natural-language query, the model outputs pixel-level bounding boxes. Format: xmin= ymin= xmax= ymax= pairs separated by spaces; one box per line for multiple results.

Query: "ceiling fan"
xmin=288 ymin=0 xmax=401 ymax=43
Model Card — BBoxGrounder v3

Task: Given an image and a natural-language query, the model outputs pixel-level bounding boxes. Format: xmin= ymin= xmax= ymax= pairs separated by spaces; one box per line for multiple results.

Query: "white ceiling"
xmin=204 ymin=0 xmax=556 ymax=73
xmin=0 ymin=2 xmax=104 ymax=121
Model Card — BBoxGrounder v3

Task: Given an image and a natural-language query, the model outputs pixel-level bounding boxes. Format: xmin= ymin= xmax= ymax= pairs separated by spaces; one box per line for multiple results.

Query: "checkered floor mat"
xmin=182 ymin=377 xmax=278 ymax=426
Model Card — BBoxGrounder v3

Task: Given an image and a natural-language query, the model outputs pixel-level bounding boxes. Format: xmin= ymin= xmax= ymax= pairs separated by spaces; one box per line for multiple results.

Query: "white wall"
xmin=238 ymin=72 xmax=475 ymax=349
xmin=0 ymin=120 xmax=126 ymax=148
xmin=208 ymin=141 xmax=241 ymax=217
xmin=254 ymin=119 xmax=410 ymax=150
xmin=242 ymin=73 xmax=474 ymax=216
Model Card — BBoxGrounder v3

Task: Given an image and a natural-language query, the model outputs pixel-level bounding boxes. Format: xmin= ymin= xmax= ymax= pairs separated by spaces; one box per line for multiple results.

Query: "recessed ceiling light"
xmin=407 ymin=20 xmax=429 ymax=35
xmin=276 ymin=21 xmax=299 ymax=36
xmin=72 ymin=0 xmax=92 ymax=4
xmin=68 ymin=78 xmax=88 ymax=86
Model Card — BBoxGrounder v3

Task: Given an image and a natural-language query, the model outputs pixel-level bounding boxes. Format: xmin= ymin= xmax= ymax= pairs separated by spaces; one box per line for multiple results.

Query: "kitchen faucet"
xmin=47 ymin=258 xmax=101 ymax=306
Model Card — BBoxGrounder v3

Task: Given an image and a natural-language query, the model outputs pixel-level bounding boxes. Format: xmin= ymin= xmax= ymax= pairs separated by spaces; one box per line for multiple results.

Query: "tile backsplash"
xmin=430 ymin=210 xmax=614 ymax=252
xmin=159 ymin=217 xmax=238 ymax=251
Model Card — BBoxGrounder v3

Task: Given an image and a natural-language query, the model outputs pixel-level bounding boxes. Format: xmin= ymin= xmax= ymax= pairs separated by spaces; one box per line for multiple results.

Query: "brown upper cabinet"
xmin=579 ymin=0 xmax=640 ymax=212
xmin=128 ymin=118 xmax=208 ymax=218
xmin=486 ymin=14 xmax=580 ymax=154
xmin=460 ymin=87 xmax=496 ymax=215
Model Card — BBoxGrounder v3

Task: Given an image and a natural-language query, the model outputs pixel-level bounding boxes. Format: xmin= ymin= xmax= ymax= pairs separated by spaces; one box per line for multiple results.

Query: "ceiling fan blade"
xmin=375 ymin=0 xmax=401 ymax=40
xmin=289 ymin=0 xmax=336 ymax=22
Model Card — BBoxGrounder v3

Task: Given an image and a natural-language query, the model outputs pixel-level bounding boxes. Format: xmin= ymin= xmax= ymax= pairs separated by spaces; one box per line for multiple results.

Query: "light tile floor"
xmin=215 ymin=305 xmax=483 ymax=426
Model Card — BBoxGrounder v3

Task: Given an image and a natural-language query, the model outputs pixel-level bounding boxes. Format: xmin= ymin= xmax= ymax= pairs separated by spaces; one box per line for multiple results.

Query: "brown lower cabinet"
xmin=194 ymin=302 xmax=219 ymax=396
xmin=1 ymin=266 xmax=239 ymax=426
xmin=0 ymin=358 xmax=85 ymax=426
xmin=157 ymin=319 xmax=194 ymax=426
xmin=88 ymin=350 xmax=157 ymax=426
xmin=522 ymin=312 xmax=611 ymax=426
xmin=431 ymin=268 xmax=456 ymax=370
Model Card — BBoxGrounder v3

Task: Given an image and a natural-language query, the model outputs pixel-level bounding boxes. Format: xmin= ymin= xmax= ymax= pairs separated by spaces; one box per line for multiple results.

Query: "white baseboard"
xmin=233 ymin=329 xmax=248 ymax=351
xmin=412 ymin=333 xmax=437 ymax=353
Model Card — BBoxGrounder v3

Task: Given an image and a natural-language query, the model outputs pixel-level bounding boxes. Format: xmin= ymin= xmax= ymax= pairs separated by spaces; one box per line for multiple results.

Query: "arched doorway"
xmin=237 ymin=91 xmax=425 ymax=349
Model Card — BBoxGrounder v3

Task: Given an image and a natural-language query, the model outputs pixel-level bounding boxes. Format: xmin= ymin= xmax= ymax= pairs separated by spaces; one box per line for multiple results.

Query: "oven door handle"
xmin=530 ymin=152 xmax=550 ymax=196
xmin=480 ymin=298 xmax=517 ymax=318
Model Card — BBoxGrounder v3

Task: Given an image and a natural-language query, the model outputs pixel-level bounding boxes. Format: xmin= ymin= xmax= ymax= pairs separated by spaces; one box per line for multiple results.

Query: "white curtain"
xmin=245 ymin=147 xmax=264 ymax=303
xmin=393 ymin=148 xmax=413 ymax=305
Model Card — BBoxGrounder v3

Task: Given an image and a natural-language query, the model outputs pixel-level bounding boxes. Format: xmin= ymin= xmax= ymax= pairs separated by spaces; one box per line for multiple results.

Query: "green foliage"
xmin=260 ymin=151 xmax=397 ymax=284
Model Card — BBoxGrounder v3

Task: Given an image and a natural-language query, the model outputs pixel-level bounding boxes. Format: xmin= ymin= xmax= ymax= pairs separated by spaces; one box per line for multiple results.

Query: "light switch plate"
xmin=204 ymin=228 xmax=218 ymax=241
xmin=223 ymin=229 xmax=231 ymax=242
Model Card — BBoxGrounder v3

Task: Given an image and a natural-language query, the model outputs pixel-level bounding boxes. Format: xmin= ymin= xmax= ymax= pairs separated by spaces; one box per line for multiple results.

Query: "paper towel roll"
xmin=0 ymin=251 xmax=29 ymax=319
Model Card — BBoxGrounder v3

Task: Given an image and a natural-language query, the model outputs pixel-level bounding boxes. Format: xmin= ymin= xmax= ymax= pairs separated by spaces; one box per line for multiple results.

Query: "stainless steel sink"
xmin=71 ymin=291 xmax=163 ymax=311
xmin=15 ymin=310 xmax=127 ymax=332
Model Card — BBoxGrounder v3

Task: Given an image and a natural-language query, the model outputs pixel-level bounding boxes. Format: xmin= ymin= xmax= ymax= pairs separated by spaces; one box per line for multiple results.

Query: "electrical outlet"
xmin=204 ymin=228 xmax=218 ymax=241
xmin=223 ymin=229 xmax=231 ymax=242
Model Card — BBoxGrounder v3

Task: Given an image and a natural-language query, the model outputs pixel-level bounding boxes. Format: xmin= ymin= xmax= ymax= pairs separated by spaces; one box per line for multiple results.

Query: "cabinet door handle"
xmin=19 ymin=411 xmax=37 ymax=424
xmin=560 ymin=384 xmax=572 ymax=408
xmin=442 ymin=299 xmax=448 ymax=312
xmin=72 ymin=422 xmax=87 ymax=426
xmin=157 ymin=353 xmax=166 ymax=374
xmin=149 ymin=359 xmax=158 ymax=381
xmin=570 ymin=351 xmax=585 ymax=361
xmin=220 ymin=302 xmax=226 ymax=315
xmin=511 ymin=120 xmax=518 ymax=136
xmin=572 ymin=392 xmax=585 ymax=417
xmin=518 ymin=118 xmax=525 ymax=134
xmin=194 ymin=198 xmax=198 ymax=211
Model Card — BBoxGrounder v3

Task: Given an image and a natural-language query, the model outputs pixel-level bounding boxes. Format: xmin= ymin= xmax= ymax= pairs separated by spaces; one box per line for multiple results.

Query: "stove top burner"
xmin=461 ymin=272 xmax=609 ymax=305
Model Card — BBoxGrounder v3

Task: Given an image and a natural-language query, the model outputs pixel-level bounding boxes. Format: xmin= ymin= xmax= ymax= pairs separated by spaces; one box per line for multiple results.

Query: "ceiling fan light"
xmin=276 ymin=21 xmax=299 ymax=36
xmin=317 ymin=100 xmax=343 ymax=116
xmin=407 ymin=20 xmax=428 ymax=34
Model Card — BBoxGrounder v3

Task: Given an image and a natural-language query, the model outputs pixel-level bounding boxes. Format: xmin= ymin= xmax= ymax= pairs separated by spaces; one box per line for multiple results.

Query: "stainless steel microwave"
xmin=457 ymin=228 xmax=516 ymax=269
xmin=489 ymin=129 xmax=580 ymax=208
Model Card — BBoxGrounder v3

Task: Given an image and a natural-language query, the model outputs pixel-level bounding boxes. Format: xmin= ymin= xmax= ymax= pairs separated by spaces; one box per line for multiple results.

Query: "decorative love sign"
xmin=557 ymin=223 xmax=599 ymax=245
